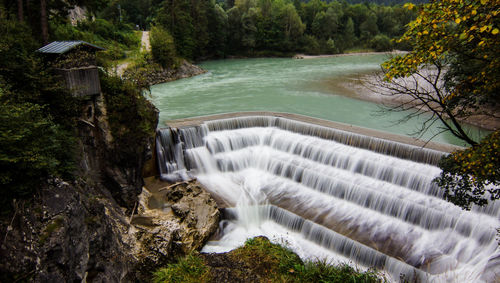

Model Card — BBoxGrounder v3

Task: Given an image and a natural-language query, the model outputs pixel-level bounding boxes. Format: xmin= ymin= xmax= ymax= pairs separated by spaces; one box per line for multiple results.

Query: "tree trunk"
xmin=17 ymin=0 xmax=24 ymax=22
xmin=40 ymin=0 xmax=48 ymax=44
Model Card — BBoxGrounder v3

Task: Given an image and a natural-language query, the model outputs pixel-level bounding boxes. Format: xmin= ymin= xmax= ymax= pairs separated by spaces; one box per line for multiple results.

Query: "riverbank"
xmin=293 ymin=50 xmax=407 ymax=59
xmin=324 ymin=72 xmax=500 ymax=132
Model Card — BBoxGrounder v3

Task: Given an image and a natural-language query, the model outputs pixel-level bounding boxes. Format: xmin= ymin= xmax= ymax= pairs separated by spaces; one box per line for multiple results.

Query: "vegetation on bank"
xmin=0 ymin=3 xmax=154 ymax=213
xmin=150 ymin=0 xmax=416 ymax=63
xmin=153 ymin=237 xmax=383 ymax=283
xmin=100 ymin=70 xmax=158 ymax=164
xmin=0 ymin=18 xmax=78 ymax=212
xmin=381 ymin=0 xmax=499 ymax=209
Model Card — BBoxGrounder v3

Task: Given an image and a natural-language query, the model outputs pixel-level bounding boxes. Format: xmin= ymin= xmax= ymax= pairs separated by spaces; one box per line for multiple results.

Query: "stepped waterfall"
xmin=156 ymin=116 xmax=500 ymax=282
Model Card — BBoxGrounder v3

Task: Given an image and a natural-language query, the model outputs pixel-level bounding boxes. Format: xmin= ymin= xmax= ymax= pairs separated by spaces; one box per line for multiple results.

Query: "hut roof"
xmin=37 ymin=41 xmax=104 ymax=54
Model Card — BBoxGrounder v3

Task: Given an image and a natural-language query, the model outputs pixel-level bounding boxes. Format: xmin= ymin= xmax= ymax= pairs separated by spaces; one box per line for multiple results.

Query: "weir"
xmin=156 ymin=115 xmax=500 ymax=282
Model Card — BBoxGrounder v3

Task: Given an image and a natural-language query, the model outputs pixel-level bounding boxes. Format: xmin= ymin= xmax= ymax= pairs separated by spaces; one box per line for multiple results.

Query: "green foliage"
xmin=383 ymin=0 xmax=499 ymax=128
xmin=154 ymin=237 xmax=383 ymax=283
xmin=51 ymin=18 xmax=140 ymax=50
xmin=0 ymin=17 xmax=77 ymax=210
xmin=435 ymin=130 xmax=500 ymax=209
xmin=0 ymin=97 xmax=75 ymax=204
xmin=100 ymin=70 xmax=157 ymax=164
xmin=150 ymin=25 xmax=176 ymax=68
xmin=369 ymin=34 xmax=392 ymax=52
xmin=150 ymin=0 xmax=413 ymax=59
xmin=233 ymin=236 xmax=303 ymax=278
xmin=299 ymin=261 xmax=382 ymax=283
xmin=152 ymin=253 xmax=210 ymax=283
xmin=381 ymin=0 xmax=499 ymax=208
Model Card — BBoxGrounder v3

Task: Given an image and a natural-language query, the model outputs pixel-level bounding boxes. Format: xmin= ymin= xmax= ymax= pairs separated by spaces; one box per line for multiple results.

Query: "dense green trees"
xmin=150 ymin=25 xmax=176 ymax=68
xmin=142 ymin=0 xmax=415 ymax=60
xmin=0 ymin=17 xmax=78 ymax=209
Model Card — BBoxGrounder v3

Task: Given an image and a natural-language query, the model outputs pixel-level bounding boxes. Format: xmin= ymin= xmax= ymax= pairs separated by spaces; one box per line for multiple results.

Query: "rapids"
xmin=156 ymin=116 xmax=500 ymax=282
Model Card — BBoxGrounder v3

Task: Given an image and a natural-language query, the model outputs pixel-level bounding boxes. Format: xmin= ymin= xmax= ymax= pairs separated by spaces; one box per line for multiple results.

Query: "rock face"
xmin=0 ymin=89 xmax=219 ymax=281
xmin=123 ymin=59 xmax=206 ymax=86
xmin=0 ymin=179 xmax=137 ymax=282
xmin=77 ymin=93 xmax=155 ymax=209
xmin=130 ymin=180 xmax=220 ymax=281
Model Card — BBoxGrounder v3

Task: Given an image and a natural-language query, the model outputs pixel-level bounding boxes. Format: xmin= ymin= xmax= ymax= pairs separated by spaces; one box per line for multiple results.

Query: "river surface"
xmin=151 ymin=54 xmax=485 ymax=146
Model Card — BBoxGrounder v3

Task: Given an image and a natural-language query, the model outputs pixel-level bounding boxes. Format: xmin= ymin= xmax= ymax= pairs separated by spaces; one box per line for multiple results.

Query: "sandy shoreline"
xmin=293 ymin=50 xmax=407 ymax=59
xmin=324 ymin=72 xmax=500 ymax=132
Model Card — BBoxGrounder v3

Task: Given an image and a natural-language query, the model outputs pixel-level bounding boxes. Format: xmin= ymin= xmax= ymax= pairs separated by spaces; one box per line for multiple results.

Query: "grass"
xmin=152 ymin=253 xmax=211 ymax=283
xmin=152 ymin=236 xmax=384 ymax=283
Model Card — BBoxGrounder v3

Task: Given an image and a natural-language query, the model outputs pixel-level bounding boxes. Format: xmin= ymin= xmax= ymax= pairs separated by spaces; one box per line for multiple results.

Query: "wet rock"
xmin=129 ymin=179 xmax=220 ymax=282
xmin=123 ymin=60 xmax=206 ymax=86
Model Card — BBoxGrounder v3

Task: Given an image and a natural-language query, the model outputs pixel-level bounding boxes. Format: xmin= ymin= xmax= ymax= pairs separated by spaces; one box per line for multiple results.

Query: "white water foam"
xmin=156 ymin=117 xmax=500 ymax=282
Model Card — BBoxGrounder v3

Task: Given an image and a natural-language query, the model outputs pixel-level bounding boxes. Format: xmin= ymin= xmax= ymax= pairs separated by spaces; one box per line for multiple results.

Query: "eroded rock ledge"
xmin=129 ymin=179 xmax=220 ymax=281
xmin=124 ymin=60 xmax=206 ymax=86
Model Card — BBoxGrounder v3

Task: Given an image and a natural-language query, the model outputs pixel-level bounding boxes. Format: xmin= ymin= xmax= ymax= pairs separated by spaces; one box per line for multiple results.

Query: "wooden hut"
xmin=37 ymin=41 xmax=104 ymax=99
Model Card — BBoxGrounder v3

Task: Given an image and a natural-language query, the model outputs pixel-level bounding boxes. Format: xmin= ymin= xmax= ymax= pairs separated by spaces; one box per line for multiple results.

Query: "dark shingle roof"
xmin=37 ymin=41 xmax=104 ymax=54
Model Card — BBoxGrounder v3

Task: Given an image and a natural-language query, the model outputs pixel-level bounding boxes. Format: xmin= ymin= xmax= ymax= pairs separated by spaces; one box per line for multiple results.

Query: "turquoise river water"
xmin=151 ymin=54 xmax=485 ymax=146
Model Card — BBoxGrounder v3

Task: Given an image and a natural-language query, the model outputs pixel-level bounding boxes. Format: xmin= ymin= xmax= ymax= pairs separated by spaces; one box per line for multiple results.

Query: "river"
xmin=152 ymin=55 xmax=499 ymax=281
xmin=151 ymin=54 xmax=485 ymax=146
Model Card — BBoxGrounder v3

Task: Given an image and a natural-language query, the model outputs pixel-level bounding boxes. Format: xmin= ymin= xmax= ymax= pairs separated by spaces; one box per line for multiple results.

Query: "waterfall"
xmin=156 ymin=116 xmax=500 ymax=282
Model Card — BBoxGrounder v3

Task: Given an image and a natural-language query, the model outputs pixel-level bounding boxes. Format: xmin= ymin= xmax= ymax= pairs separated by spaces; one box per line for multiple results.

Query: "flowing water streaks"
xmin=156 ymin=116 xmax=500 ymax=282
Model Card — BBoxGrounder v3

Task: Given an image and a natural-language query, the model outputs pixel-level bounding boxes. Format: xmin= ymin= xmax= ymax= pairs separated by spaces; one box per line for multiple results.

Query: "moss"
xmin=153 ymin=237 xmax=384 ymax=283
xmin=152 ymin=253 xmax=211 ymax=283
xmin=39 ymin=217 xmax=64 ymax=245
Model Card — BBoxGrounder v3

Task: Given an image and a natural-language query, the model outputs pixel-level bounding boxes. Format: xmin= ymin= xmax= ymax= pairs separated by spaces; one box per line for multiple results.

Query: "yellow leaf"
xmin=405 ymin=3 xmax=415 ymax=10
xmin=472 ymin=10 xmax=477 ymax=16
xmin=455 ymin=18 xmax=461 ymax=24
xmin=492 ymin=28 xmax=499 ymax=35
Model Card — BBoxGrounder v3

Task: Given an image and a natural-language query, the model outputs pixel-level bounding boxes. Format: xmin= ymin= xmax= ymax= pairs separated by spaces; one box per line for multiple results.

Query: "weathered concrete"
xmin=165 ymin=111 xmax=463 ymax=153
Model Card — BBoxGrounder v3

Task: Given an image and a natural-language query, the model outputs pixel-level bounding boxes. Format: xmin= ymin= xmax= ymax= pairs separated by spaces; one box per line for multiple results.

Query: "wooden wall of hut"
xmin=56 ymin=66 xmax=101 ymax=98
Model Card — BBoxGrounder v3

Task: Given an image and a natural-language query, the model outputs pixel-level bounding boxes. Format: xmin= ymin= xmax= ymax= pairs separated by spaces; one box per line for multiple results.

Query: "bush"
xmin=99 ymin=70 xmax=157 ymax=164
xmin=0 ymin=19 xmax=77 ymax=212
xmin=302 ymin=35 xmax=321 ymax=55
xmin=435 ymin=130 xmax=500 ymax=209
xmin=150 ymin=25 xmax=177 ymax=68
xmin=369 ymin=34 xmax=392 ymax=52
xmin=153 ymin=253 xmax=210 ymax=283
xmin=0 ymin=93 xmax=75 ymax=208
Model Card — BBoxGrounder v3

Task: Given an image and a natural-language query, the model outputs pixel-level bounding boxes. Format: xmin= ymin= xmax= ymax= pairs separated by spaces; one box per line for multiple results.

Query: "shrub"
xmin=152 ymin=253 xmax=210 ymax=283
xmin=99 ymin=70 xmax=157 ymax=164
xmin=369 ymin=34 xmax=392 ymax=52
xmin=150 ymin=25 xmax=177 ymax=68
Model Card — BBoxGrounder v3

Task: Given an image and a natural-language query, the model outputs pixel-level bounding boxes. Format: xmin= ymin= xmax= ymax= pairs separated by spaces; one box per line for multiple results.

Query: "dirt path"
xmin=141 ymin=31 xmax=150 ymax=52
xmin=115 ymin=31 xmax=150 ymax=76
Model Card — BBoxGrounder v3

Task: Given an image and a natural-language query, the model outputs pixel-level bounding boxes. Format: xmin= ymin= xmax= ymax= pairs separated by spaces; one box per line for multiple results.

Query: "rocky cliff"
xmin=0 ymin=88 xmax=219 ymax=281
xmin=123 ymin=59 xmax=206 ymax=87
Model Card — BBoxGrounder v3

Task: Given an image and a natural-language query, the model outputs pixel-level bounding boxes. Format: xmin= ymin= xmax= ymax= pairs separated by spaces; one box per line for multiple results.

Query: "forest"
xmin=2 ymin=0 xmax=417 ymax=63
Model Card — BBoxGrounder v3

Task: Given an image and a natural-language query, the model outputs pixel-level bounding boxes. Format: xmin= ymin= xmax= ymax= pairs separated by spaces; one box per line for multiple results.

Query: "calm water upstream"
xmin=151 ymin=54 xmax=484 ymax=146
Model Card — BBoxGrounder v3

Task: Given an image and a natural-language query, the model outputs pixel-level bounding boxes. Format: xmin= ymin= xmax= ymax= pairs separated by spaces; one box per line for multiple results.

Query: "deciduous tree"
xmin=382 ymin=0 xmax=499 ymax=208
